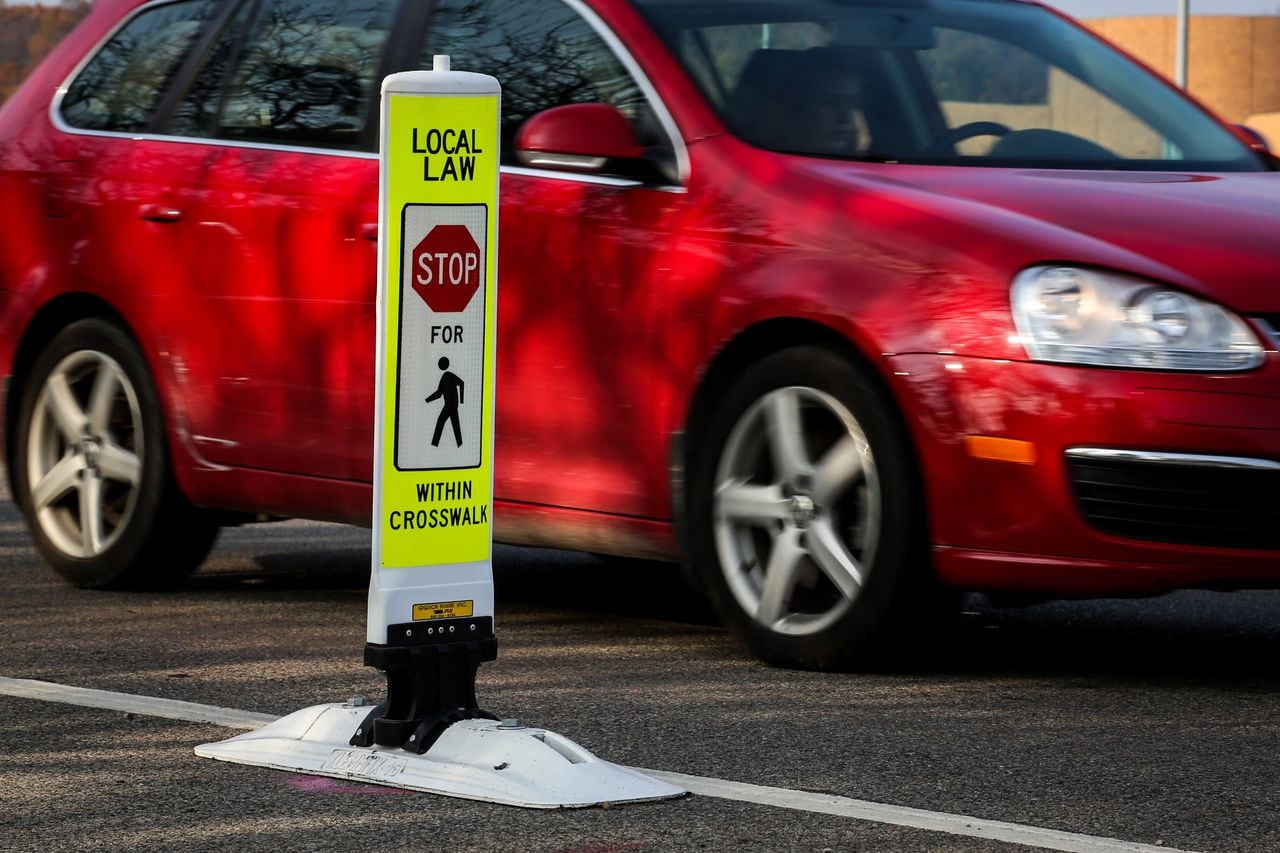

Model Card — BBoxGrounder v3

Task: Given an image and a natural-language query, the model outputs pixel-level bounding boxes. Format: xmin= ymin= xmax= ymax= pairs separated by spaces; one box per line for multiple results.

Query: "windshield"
xmin=633 ymin=0 xmax=1266 ymax=171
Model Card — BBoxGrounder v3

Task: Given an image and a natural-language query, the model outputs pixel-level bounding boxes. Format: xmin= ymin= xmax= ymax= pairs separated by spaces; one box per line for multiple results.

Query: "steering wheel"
xmin=921 ymin=121 xmax=1012 ymax=156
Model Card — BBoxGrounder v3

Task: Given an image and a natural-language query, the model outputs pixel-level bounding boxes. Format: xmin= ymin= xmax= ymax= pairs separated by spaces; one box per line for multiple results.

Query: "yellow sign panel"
xmin=412 ymin=600 xmax=476 ymax=621
xmin=379 ymin=92 xmax=499 ymax=568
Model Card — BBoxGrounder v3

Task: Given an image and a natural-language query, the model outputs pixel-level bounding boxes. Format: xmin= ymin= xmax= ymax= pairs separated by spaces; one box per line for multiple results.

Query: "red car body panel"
xmin=1 ymin=0 xmax=1278 ymax=593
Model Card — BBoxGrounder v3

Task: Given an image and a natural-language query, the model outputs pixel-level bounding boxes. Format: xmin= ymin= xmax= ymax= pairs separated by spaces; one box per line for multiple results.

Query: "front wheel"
xmin=12 ymin=319 xmax=219 ymax=589
xmin=689 ymin=346 xmax=943 ymax=670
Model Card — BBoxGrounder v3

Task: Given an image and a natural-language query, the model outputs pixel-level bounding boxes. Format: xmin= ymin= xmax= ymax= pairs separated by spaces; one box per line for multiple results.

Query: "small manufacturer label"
xmin=322 ymin=749 xmax=406 ymax=782
xmin=412 ymin=600 xmax=474 ymax=621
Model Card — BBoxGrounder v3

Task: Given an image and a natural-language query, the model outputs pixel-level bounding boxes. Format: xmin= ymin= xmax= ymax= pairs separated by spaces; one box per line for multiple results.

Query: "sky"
xmin=1045 ymin=0 xmax=1278 ymax=18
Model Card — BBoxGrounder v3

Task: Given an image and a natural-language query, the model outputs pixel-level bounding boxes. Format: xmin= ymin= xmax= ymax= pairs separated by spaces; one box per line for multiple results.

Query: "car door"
xmin=51 ymin=0 xmax=230 ymax=437
xmin=153 ymin=0 xmax=401 ymax=481
xmin=419 ymin=0 xmax=688 ymax=519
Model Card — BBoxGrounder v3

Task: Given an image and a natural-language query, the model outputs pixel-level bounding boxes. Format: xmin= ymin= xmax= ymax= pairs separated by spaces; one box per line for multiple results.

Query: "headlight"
xmin=1011 ymin=266 xmax=1265 ymax=372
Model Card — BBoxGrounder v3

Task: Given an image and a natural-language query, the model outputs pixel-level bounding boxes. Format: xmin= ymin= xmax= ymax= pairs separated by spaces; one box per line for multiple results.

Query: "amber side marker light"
xmin=965 ymin=436 xmax=1037 ymax=465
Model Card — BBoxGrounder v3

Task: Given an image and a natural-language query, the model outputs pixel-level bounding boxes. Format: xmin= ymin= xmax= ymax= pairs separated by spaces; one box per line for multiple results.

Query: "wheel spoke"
xmin=716 ymin=480 xmax=790 ymax=527
xmin=814 ymin=433 xmax=865 ymax=505
xmin=97 ymin=442 xmax=141 ymax=487
xmin=764 ymin=390 xmax=812 ymax=481
xmin=756 ymin=529 xmax=806 ymax=628
xmin=808 ymin=518 xmax=864 ymax=601
xmin=45 ymin=370 xmax=89 ymax=443
xmin=32 ymin=454 xmax=84 ymax=510
xmin=87 ymin=364 xmax=121 ymax=437
xmin=860 ymin=489 xmax=881 ymax=563
xmin=79 ymin=473 xmax=105 ymax=555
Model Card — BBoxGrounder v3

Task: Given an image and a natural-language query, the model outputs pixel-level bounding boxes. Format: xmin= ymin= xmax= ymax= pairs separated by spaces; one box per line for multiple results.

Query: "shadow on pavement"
xmin=938 ymin=590 xmax=1280 ymax=685
xmin=5 ymin=506 xmax=1278 ymax=685
xmin=189 ymin=534 xmax=718 ymax=628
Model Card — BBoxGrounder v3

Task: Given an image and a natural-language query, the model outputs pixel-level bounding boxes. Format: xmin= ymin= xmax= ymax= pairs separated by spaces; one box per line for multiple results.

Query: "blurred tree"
xmin=0 ymin=1 xmax=91 ymax=104
xmin=922 ymin=30 xmax=1049 ymax=105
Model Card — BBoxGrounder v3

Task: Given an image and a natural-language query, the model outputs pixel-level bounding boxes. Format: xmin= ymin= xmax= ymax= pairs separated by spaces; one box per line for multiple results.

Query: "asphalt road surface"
xmin=1 ymin=474 xmax=1278 ymax=852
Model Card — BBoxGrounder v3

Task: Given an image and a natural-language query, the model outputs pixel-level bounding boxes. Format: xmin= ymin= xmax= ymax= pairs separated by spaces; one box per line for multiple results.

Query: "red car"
xmin=2 ymin=0 xmax=1278 ymax=669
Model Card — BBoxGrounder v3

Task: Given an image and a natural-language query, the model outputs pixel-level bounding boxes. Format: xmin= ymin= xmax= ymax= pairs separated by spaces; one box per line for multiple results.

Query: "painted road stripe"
xmin=0 ymin=676 xmax=276 ymax=730
xmin=633 ymin=769 xmax=1184 ymax=853
xmin=0 ymin=676 xmax=1191 ymax=853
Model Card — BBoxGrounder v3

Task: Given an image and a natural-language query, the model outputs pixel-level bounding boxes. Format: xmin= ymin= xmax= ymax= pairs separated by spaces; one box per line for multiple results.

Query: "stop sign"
xmin=411 ymin=225 xmax=481 ymax=313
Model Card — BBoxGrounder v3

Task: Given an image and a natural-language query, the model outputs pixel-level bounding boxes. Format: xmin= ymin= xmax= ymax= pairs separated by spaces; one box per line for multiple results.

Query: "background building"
xmin=1090 ymin=15 xmax=1280 ymax=144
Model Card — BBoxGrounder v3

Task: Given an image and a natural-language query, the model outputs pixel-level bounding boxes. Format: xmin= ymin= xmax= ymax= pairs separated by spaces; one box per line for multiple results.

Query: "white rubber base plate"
xmin=195 ymin=702 xmax=686 ymax=809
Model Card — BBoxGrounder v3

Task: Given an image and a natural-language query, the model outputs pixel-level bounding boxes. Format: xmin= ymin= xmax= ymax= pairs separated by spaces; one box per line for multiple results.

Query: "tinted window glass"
xmin=422 ymin=0 xmax=654 ymax=167
xmin=918 ymin=29 xmax=1165 ymax=160
xmin=167 ymin=1 xmax=256 ymax=138
xmin=638 ymin=0 xmax=1262 ymax=171
xmin=61 ymin=0 xmax=219 ymax=132
xmin=211 ymin=0 xmax=397 ymax=149
xmin=677 ymin=21 xmax=826 ymax=110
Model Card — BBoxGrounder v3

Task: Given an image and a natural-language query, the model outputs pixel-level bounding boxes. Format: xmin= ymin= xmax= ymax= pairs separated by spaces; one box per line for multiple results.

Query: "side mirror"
xmin=1236 ymin=124 xmax=1273 ymax=155
xmin=515 ymin=103 xmax=647 ymax=173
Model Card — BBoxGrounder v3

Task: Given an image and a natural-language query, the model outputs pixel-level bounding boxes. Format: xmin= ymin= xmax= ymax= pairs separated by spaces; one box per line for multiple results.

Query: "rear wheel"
xmin=13 ymin=319 xmax=219 ymax=589
xmin=690 ymin=346 xmax=944 ymax=670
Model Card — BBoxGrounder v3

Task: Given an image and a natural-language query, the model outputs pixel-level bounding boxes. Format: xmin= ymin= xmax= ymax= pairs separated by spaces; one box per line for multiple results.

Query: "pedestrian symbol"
xmin=427 ymin=357 xmax=465 ymax=448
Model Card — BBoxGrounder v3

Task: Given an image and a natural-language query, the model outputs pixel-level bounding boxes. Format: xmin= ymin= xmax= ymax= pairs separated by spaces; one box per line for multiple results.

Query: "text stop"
xmin=410 ymin=224 xmax=481 ymax=313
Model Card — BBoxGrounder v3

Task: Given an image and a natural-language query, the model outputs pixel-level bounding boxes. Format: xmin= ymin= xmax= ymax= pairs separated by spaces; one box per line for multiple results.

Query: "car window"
xmin=181 ymin=0 xmax=398 ymax=150
xmin=637 ymin=0 xmax=1262 ymax=171
xmin=677 ymin=22 xmax=827 ymax=110
xmin=918 ymin=29 xmax=1164 ymax=159
xmin=166 ymin=0 xmax=257 ymax=139
xmin=60 ymin=0 xmax=221 ymax=133
xmin=421 ymin=0 xmax=661 ymax=172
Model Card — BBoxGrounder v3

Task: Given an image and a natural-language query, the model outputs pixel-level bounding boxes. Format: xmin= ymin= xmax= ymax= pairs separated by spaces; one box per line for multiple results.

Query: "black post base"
xmin=350 ymin=630 xmax=498 ymax=754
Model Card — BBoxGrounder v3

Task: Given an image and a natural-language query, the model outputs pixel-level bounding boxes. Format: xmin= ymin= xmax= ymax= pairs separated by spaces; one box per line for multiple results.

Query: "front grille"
xmin=1067 ymin=453 xmax=1280 ymax=550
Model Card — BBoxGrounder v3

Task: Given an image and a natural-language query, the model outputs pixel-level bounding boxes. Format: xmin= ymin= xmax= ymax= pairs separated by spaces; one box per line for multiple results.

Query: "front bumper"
xmin=889 ymin=352 xmax=1280 ymax=594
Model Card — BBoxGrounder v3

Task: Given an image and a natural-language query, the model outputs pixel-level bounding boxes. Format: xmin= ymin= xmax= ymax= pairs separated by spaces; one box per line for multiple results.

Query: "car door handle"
xmin=359 ymin=223 xmax=379 ymax=241
xmin=138 ymin=204 xmax=183 ymax=223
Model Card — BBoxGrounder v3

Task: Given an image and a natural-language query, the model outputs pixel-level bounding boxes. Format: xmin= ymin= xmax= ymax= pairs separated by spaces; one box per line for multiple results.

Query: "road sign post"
xmin=195 ymin=58 xmax=683 ymax=809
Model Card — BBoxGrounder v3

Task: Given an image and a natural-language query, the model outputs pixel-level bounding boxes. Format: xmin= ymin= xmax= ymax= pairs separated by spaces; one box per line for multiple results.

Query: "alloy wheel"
xmin=25 ymin=349 xmax=144 ymax=559
xmin=712 ymin=385 xmax=880 ymax=637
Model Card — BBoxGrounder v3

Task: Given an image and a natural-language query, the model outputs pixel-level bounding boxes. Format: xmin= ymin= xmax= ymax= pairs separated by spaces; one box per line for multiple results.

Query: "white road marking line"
xmin=0 ymin=676 xmax=275 ymax=730
xmin=0 ymin=676 xmax=1194 ymax=853
xmin=632 ymin=769 xmax=1186 ymax=853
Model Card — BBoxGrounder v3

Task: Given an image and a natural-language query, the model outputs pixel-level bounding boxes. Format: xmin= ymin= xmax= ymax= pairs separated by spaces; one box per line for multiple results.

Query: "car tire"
xmin=689 ymin=346 xmax=946 ymax=670
xmin=12 ymin=319 xmax=219 ymax=589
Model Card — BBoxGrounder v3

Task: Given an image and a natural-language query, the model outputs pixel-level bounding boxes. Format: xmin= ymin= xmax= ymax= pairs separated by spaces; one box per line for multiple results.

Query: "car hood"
xmin=821 ymin=164 xmax=1280 ymax=313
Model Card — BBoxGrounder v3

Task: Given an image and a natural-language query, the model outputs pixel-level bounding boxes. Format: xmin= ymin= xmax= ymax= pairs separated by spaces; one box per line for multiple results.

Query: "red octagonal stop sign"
xmin=411 ymin=225 xmax=481 ymax=313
